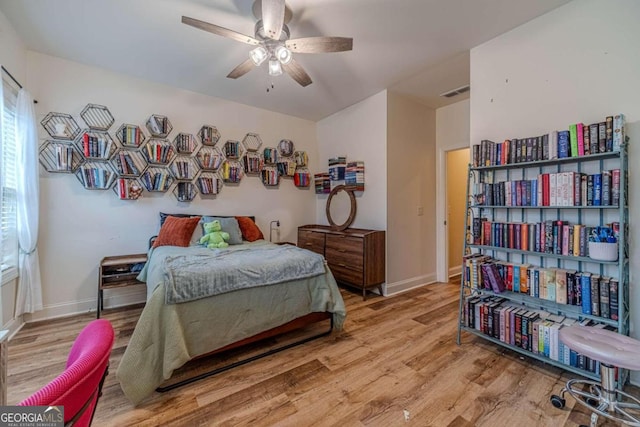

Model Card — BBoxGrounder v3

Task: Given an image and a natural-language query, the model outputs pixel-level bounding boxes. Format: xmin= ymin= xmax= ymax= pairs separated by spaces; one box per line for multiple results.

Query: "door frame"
xmin=436 ymin=145 xmax=470 ymax=283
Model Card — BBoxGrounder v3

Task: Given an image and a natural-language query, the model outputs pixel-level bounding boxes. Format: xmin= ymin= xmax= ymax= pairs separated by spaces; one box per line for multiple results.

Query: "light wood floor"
xmin=7 ymin=282 xmax=633 ymax=426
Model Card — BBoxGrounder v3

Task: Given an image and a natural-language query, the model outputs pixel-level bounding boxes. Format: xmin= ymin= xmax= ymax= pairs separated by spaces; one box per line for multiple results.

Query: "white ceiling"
xmin=0 ymin=0 xmax=571 ymax=121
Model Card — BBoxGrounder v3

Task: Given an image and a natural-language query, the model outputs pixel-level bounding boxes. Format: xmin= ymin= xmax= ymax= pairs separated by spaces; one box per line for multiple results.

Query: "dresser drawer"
xmin=298 ymin=230 xmax=325 ymax=255
xmin=325 ymin=247 xmax=364 ymax=270
xmin=328 ymin=262 xmax=363 ymax=285
xmin=326 ymin=234 xmax=363 ymax=251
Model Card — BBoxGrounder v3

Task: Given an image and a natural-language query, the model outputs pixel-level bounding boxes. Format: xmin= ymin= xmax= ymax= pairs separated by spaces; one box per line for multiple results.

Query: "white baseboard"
xmin=448 ymin=265 xmax=462 ymax=277
xmin=385 ymin=273 xmax=437 ymax=296
xmin=24 ymin=287 xmax=146 ymax=323
xmin=2 ymin=315 xmax=24 ymax=340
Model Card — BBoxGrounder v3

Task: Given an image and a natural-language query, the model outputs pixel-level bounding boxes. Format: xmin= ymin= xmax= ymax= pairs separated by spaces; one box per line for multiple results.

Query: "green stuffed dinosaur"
xmin=199 ymin=220 xmax=230 ymax=249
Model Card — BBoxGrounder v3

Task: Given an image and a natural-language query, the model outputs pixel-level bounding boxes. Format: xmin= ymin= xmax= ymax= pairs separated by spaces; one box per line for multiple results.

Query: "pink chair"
xmin=19 ymin=319 xmax=115 ymax=427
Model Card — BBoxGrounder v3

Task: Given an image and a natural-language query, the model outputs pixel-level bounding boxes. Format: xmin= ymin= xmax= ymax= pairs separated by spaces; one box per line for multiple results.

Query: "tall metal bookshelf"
xmin=456 ymin=142 xmax=629 ymax=386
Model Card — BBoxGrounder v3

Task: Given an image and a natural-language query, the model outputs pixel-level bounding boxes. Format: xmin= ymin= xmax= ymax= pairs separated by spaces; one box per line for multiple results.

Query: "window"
xmin=1 ymin=75 xmax=18 ymax=275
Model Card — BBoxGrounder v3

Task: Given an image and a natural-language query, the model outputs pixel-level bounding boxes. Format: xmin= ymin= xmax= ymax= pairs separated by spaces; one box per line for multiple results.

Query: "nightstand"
xmin=98 ymin=253 xmax=147 ymax=318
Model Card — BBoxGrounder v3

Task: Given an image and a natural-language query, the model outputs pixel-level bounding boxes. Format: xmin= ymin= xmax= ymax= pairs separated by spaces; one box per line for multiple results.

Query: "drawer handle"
xmin=305 ymin=242 xmax=313 ymax=246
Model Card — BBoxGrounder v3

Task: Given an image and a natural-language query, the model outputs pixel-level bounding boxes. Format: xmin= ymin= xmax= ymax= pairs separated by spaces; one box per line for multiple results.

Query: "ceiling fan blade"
xmin=182 ymin=16 xmax=260 ymax=46
xmin=261 ymin=0 xmax=285 ymax=40
xmin=283 ymin=59 xmax=312 ymax=87
xmin=227 ymin=59 xmax=256 ymax=79
xmin=286 ymin=37 xmax=353 ymax=53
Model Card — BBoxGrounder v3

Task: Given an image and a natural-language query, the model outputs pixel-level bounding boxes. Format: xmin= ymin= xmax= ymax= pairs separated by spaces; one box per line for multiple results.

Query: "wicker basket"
xmin=588 ymin=241 xmax=618 ymax=262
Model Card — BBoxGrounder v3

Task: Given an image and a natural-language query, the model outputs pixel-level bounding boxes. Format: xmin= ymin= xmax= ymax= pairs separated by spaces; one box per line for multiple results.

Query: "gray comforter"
xmin=161 ymin=243 xmax=326 ymax=304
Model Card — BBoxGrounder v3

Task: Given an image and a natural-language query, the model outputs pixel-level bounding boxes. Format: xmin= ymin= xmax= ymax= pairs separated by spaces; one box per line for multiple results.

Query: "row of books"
xmin=196 ymin=152 xmax=223 ymax=170
xmin=473 ymin=170 xmax=621 ymax=207
xmin=144 ymin=143 xmax=174 ymax=164
xmin=328 ymin=156 xmax=346 ymax=181
xmin=79 ymin=166 xmax=116 ymax=189
xmin=244 ymin=156 xmax=263 ymax=174
xmin=293 ymin=151 xmax=308 ymax=167
xmin=471 ymin=219 xmax=607 ymax=257
xmin=222 ymin=162 xmax=242 ymax=183
xmin=472 ymin=114 xmax=625 ymax=167
xmin=200 ymin=126 xmax=218 ymax=145
xmin=345 ymin=161 xmax=364 ymax=191
xmin=314 ymin=173 xmax=331 ymax=194
xmin=175 ymin=182 xmax=194 ymax=202
xmin=116 ymin=179 xmax=142 ymax=200
xmin=261 ymin=169 xmax=279 ymax=186
xmin=175 ymin=134 xmax=196 ymax=154
xmin=293 ymin=171 xmax=311 ymax=187
xmin=54 ymin=144 xmax=74 ymax=171
xmin=82 ymin=134 xmax=112 ymax=159
xmin=172 ymin=160 xmax=193 ymax=180
xmin=263 ymin=148 xmax=278 ymax=164
xmin=197 ymin=176 xmax=219 ymax=195
xmin=121 ymin=125 xmax=143 ymax=147
xmin=224 ymin=141 xmax=241 ymax=158
xmin=141 ymin=171 xmax=171 ymax=192
xmin=114 ymin=152 xmax=140 ymax=176
xmin=463 ymin=254 xmax=619 ymax=319
xmin=463 ymin=295 xmax=614 ymax=373
xmin=276 ymin=160 xmax=297 ymax=177
xmin=148 ymin=116 xmax=169 ymax=136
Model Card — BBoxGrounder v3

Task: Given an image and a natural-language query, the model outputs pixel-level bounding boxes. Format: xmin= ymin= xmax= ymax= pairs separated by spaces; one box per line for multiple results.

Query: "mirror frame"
xmin=326 ymin=185 xmax=357 ymax=231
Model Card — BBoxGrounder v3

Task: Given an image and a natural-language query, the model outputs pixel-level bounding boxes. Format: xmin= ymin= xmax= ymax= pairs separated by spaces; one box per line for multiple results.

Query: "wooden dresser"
xmin=298 ymin=224 xmax=385 ymax=300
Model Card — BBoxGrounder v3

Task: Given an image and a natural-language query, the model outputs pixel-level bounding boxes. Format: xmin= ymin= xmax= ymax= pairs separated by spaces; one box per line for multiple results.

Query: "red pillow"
xmin=153 ymin=216 xmax=202 ymax=248
xmin=235 ymin=216 xmax=264 ymax=242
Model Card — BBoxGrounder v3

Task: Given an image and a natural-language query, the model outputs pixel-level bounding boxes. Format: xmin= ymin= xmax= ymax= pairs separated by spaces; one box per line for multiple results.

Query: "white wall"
xmin=386 ymin=92 xmax=436 ymax=293
xmin=435 ymin=99 xmax=470 ymax=281
xmin=316 ymin=91 xmax=387 ymax=231
xmin=470 ymin=0 xmax=640 ymax=384
xmin=25 ymin=52 xmax=318 ymax=321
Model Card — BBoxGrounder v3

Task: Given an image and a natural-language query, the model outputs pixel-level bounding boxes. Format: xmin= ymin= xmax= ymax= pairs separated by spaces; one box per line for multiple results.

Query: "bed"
xmin=115 ymin=218 xmax=346 ymax=405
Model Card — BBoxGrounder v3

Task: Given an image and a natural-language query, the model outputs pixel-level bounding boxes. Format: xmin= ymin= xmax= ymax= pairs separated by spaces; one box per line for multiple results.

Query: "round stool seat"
xmin=559 ymin=325 xmax=640 ymax=370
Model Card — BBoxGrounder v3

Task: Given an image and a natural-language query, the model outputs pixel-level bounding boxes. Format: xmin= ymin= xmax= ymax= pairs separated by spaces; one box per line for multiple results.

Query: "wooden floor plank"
xmin=6 ymin=282 xmax=638 ymax=426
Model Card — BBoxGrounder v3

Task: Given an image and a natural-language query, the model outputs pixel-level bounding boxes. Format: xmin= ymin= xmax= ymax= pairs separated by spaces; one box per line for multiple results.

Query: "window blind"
xmin=1 ymin=77 xmax=18 ymax=272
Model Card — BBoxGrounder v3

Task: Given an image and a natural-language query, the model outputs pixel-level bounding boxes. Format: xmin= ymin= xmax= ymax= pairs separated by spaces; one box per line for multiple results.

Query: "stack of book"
xmin=345 ymin=161 xmax=364 ymax=191
xmin=314 ymin=173 xmax=330 ymax=194
xmin=328 ymin=157 xmax=346 ymax=181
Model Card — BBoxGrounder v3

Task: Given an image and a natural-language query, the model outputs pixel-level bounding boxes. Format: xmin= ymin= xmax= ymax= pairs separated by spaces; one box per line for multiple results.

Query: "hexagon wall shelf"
xmin=173 ymin=182 xmax=197 ymax=202
xmin=39 ymin=141 xmax=83 ymax=173
xmin=111 ymin=149 xmax=148 ymax=177
xmin=169 ymin=157 xmax=198 ymax=181
xmin=75 ymin=162 xmax=117 ymax=190
xmin=199 ymin=125 xmax=221 ymax=146
xmin=113 ymin=178 xmax=144 ymax=200
xmin=142 ymin=139 xmax=175 ymax=166
xmin=277 ymin=139 xmax=295 ymax=157
xmin=74 ymin=130 xmax=117 ymax=160
xmin=195 ymin=146 xmax=224 ymax=171
xmin=141 ymin=167 xmax=173 ymax=192
xmin=116 ymin=124 xmax=146 ymax=148
xmin=80 ymin=104 xmax=114 ymax=130
xmin=174 ymin=133 xmax=198 ymax=155
xmin=241 ymin=133 xmax=262 ymax=152
xmin=220 ymin=159 xmax=243 ymax=184
xmin=196 ymin=172 xmax=222 ymax=196
xmin=146 ymin=114 xmax=172 ymax=138
xmin=41 ymin=112 xmax=81 ymax=141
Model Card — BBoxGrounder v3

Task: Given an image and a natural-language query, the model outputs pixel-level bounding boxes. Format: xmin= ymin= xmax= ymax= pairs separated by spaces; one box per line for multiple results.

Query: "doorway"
xmin=445 ymin=148 xmax=469 ymax=280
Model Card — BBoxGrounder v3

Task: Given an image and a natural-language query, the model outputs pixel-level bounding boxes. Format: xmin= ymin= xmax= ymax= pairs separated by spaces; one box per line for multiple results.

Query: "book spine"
xmin=613 ymin=113 xmax=625 ymax=151
xmin=576 ymin=123 xmax=584 ymax=156
xmin=589 ymin=123 xmax=599 ymax=154
xmin=582 ymin=124 xmax=590 ymax=155
xmin=558 ymin=130 xmax=570 ymax=158
xmin=605 ymin=116 xmax=614 ymax=152
xmin=599 ymin=278 xmax=610 ymax=319
xmin=611 ymin=169 xmax=620 ymax=206
xmin=601 ymin=170 xmax=611 ymax=206
xmin=581 ymin=274 xmax=591 ymax=314
xmin=590 ymin=276 xmax=600 ymax=317
xmin=568 ymin=124 xmax=578 ymax=157
xmin=598 ymin=122 xmax=606 ymax=153
xmin=609 ymin=279 xmax=619 ymax=321
xmin=593 ymin=174 xmax=602 ymax=206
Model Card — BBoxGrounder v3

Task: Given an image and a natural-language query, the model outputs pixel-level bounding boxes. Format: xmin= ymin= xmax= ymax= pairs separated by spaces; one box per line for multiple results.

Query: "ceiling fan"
xmin=182 ymin=0 xmax=353 ymax=87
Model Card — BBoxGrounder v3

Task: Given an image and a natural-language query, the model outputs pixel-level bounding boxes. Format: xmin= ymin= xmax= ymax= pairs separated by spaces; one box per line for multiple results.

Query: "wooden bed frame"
xmin=151 ymin=214 xmax=336 ymax=392
xmin=156 ymin=312 xmax=333 ymax=392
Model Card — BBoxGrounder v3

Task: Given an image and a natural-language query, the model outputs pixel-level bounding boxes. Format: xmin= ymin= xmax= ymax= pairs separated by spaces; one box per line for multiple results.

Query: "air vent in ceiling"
xmin=440 ymin=85 xmax=470 ymax=98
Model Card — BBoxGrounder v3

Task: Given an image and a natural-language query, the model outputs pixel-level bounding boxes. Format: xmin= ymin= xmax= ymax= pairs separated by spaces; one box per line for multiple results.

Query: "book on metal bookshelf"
xmin=458 ymin=114 xmax=629 ymax=388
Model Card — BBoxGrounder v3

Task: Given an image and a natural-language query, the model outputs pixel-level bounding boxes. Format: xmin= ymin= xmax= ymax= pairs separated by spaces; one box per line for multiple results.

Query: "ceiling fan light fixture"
xmin=249 ymin=46 xmax=268 ymax=66
xmin=274 ymin=45 xmax=292 ymax=64
xmin=268 ymin=58 xmax=283 ymax=76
